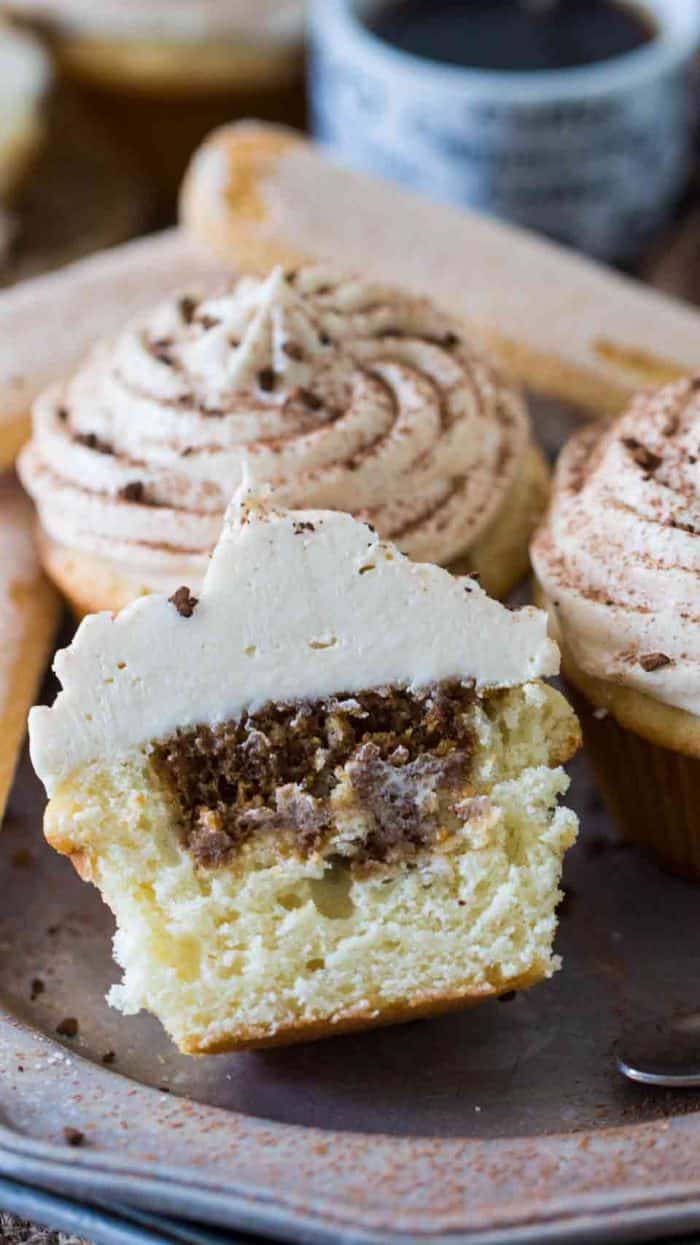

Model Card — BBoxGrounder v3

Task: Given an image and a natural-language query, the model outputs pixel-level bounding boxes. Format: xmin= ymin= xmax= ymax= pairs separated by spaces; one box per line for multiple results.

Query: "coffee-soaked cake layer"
xmin=152 ymin=680 xmax=484 ymax=870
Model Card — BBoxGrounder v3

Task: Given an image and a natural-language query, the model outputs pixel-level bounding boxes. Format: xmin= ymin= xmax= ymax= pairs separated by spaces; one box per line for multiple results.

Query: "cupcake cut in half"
xmin=532 ymin=377 xmax=700 ymax=878
xmin=19 ymin=264 xmax=549 ymax=616
xmin=30 ymin=490 xmax=580 ymax=1054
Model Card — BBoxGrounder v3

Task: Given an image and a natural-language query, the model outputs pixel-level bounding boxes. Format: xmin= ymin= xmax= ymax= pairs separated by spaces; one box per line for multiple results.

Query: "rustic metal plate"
xmin=2 ymin=399 xmax=700 ymax=1243
xmin=3 ymin=739 xmax=700 ymax=1243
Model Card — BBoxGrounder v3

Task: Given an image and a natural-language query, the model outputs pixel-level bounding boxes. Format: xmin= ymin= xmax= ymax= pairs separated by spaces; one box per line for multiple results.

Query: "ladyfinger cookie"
xmin=0 ymin=473 xmax=60 ymax=820
xmin=0 ymin=228 xmax=228 ymax=469
xmin=180 ymin=121 xmax=700 ymax=415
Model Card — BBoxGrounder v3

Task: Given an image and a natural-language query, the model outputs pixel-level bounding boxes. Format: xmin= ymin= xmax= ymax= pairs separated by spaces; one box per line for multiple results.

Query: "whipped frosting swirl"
xmin=20 ymin=264 xmax=529 ymax=593
xmin=533 ymin=378 xmax=700 ymax=716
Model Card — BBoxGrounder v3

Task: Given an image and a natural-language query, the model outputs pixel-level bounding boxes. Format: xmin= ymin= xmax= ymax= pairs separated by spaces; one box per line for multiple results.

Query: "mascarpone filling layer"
xmin=532 ymin=378 xmax=700 ymax=717
xmin=20 ymin=265 xmax=530 ymax=591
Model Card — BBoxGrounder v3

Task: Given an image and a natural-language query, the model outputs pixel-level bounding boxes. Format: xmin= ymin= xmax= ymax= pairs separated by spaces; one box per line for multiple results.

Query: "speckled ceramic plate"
xmin=2 ymin=405 xmax=700 ymax=1245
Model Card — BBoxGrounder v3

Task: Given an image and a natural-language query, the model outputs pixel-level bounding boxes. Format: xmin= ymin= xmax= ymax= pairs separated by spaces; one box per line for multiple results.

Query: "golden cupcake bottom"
xmin=36 ymin=443 xmax=551 ymax=619
xmin=537 ymin=589 xmax=700 ymax=880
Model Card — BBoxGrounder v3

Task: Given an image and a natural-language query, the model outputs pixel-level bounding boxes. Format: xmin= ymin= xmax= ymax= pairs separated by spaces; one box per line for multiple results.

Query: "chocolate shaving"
xmin=30 ymin=978 xmax=45 ymax=1001
xmin=57 ymin=406 xmax=68 ymax=423
xmin=169 ymin=586 xmax=198 ymax=618
xmin=297 ymin=388 xmax=323 ymax=411
xmin=621 ymin=437 xmax=663 ymax=473
xmin=63 ymin=1127 xmax=85 ymax=1147
xmin=198 ymin=314 xmax=221 ymax=331
xmin=74 ymin=431 xmax=114 ymax=455
xmin=179 ymin=295 xmax=198 ymax=324
xmin=101 ymin=1050 xmax=116 ymax=1065
xmin=639 ymin=652 xmax=672 ymax=672
xmin=258 ymin=367 xmax=277 ymax=393
xmin=149 ymin=337 xmax=175 ymax=367
xmin=56 ymin=1017 xmax=79 ymax=1038
xmin=293 ymin=521 xmax=315 ymax=535
xmin=282 ymin=341 xmax=305 ymax=361
xmin=442 ymin=331 xmax=460 ymax=349
xmin=120 ymin=481 xmax=145 ymax=503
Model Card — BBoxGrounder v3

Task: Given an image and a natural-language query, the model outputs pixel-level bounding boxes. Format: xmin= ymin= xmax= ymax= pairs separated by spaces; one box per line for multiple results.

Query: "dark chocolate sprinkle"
xmin=56 ymin=1017 xmax=79 ymax=1038
xmin=169 ymin=586 xmax=198 ymax=618
xmin=149 ymin=338 xmax=175 ymax=367
xmin=179 ymin=295 xmax=198 ymax=325
xmin=120 ymin=481 xmax=145 ymax=503
xmin=282 ymin=341 xmax=305 ymax=361
xmin=258 ymin=367 xmax=277 ymax=393
xmin=639 ymin=652 xmax=672 ymax=672
xmin=621 ymin=437 xmax=662 ymax=473
xmin=298 ymin=388 xmax=323 ymax=411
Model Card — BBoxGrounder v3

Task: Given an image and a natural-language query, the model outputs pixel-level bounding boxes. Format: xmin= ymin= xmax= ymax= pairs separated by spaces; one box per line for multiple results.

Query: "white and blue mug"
xmin=310 ymin=0 xmax=699 ymax=262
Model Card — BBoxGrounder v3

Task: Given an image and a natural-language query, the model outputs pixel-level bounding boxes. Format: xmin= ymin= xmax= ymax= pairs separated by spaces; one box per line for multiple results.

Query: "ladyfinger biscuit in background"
xmin=180 ymin=122 xmax=700 ymax=416
xmin=0 ymin=228 xmax=228 ymax=469
xmin=0 ymin=474 xmax=60 ymax=820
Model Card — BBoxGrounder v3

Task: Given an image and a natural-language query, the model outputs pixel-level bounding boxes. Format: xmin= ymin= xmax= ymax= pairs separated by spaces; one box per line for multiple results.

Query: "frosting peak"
xmin=532 ymin=377 xmax=700 ymax=716
xmin=30 ymin=491 xmax=559 ymax=796
xmin=176 ymin=266 xmax=330 ymax=405
xmin=19 ymin=264 xmax=530 ymax=596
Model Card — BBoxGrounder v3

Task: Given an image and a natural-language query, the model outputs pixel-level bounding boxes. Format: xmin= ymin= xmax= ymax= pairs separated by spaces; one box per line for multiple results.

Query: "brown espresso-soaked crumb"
xmin=152 ymin=681 xmax=481 ymax=870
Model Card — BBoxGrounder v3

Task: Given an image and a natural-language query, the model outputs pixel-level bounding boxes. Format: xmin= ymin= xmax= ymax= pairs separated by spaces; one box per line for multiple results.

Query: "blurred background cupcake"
xmin=6 ymin=0 xmax=308 ymax=213
xmin=532 ymin=377 xmax=700 ymax=878
xmin=0 ymin=17 xmax=50 ymax=251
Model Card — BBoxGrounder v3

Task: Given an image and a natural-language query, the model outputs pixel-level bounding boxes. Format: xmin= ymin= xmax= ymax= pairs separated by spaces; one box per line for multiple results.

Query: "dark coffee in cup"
xmin=369 ymin=0 xmax=656 ymax=72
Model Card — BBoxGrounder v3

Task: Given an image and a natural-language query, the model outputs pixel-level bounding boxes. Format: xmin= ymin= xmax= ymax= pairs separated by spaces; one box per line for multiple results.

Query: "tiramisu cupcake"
xmin=30 ymin=489 xmax=579 ymax=1053
xmin=8 ymin=1 xmax=305 ymax=204
xmin=532 ymin=377 xmax=700 ymax=878
xmin=19 ymin=265 xmax=550 ymax=616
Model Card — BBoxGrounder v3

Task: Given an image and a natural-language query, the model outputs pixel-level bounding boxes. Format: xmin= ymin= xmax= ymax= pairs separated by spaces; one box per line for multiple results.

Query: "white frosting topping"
xmin=7 ymin=1 xmax=306 ymax=45
xmin=20 ymin=264 xmax=529 ymax=593
xmin=30 ymin=493 xmax=559 ymax=795
xmin=532 ymin=378 xmax=700 ymax=716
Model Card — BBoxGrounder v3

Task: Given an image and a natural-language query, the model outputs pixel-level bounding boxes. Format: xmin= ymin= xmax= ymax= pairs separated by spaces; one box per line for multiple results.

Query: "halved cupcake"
xmin=30 ymin=489 xmax=579 ymax=1054
xmin=532 ymin=377 xmax=700 ymax=878
xmin=19 ymin=263 xmax=550 ymax=616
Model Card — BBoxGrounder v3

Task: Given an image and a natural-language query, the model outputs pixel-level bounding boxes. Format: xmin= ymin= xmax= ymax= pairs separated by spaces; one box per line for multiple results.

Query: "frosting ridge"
xmin=20 ymin=264 xmax=530 ymax=593
xmin=532 ymin=377 xmax=700 ymax=715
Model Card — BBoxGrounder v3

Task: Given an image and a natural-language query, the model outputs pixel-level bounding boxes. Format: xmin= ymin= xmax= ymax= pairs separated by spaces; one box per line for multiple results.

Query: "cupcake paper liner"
xmin=568 ymin=684 xmax=700 ymax=881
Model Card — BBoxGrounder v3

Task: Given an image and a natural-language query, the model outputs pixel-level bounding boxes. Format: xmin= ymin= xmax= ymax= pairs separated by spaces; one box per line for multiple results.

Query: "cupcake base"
xmin=567 ymin=683 xmax=700 ymax=880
